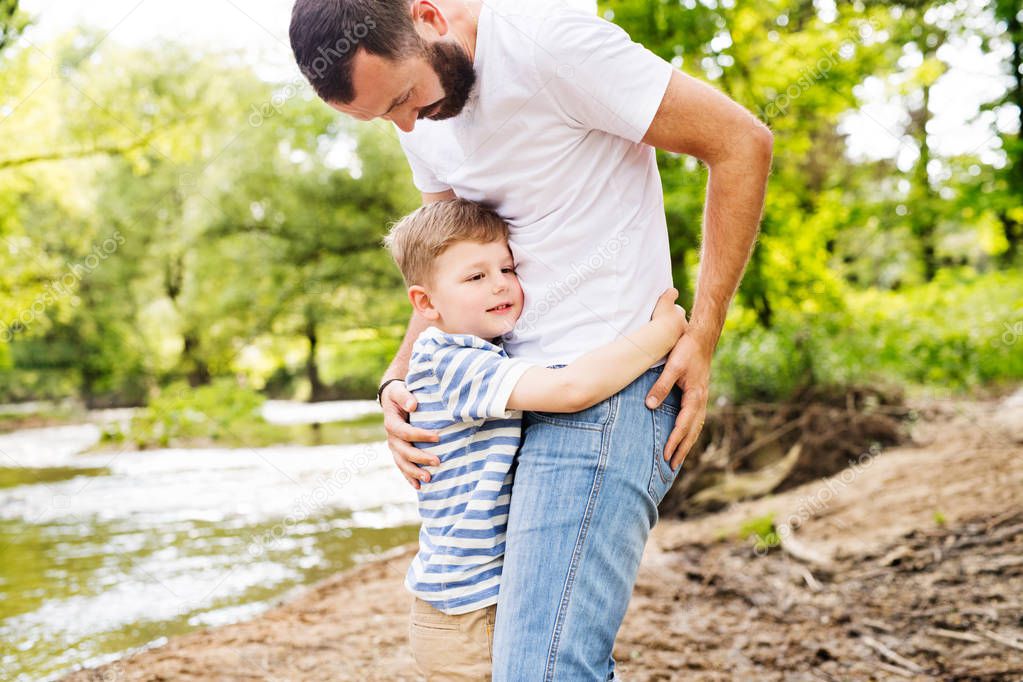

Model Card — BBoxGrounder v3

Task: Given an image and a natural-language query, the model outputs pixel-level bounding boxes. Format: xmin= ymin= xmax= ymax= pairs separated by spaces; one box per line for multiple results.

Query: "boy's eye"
xmin=467 ymin=273 xmax=484 ymax=281
xmin=501 ymin=267 xmax=516 ymax=274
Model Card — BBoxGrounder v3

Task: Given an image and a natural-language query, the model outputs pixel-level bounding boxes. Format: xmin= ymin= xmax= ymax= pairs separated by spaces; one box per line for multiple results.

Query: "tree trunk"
xmin=183 ymin=332 xmax=211 ymax=387
xmin=910 ymin=81 xmax=938 ymax=281
xmin=998 ymin=9 xmax=1023 ymax=266
xmin=305 ymin=315 xmax=326 ymax=402
xmin=739 ymin=243 xmax=773 ymax=329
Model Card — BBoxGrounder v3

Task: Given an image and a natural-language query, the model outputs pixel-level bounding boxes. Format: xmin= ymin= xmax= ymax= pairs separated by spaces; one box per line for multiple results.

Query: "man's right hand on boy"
xmin=381 ymin=380 xmax=441 ymax=489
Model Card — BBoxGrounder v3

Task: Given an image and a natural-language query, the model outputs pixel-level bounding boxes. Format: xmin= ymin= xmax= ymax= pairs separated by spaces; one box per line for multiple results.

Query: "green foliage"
xmin=1 ymin=3 xmax=1021 ymax=408
xmin=0 ymin=31 xmax=416 ymax=404
xmin=0 ymin=0 xmax=26 ymax=54
xmin=318 ymin=327 xmax=405 ymax=399
xmin=259 ymin=327 xmax=404 ymax=400
xmin=102 ymin=379 xmax=386 ymax=449
xmin=0 ymin=368 xmax=78 ymax=403
xmin=713 ymin=270 xmax=1023 ymax=402
xmin=107 ymin=380 xmax=266 ymax=448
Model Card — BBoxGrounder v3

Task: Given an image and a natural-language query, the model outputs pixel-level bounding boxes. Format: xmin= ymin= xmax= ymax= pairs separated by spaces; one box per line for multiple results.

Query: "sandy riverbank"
xmin=63 ymin=392 xmax=1023 ymax=681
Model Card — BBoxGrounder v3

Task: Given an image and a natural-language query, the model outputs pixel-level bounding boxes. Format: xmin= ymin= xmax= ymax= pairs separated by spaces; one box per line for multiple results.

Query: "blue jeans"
xmin=492 ymin=366 xmax=684 ymax=681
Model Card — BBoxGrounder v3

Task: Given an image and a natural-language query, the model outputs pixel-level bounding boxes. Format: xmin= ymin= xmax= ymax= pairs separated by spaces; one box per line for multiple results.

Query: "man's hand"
xmin=644 ymin=333 xmax=712 ymax=470
xmin=381 ymin=380 xmax=440 ymax=489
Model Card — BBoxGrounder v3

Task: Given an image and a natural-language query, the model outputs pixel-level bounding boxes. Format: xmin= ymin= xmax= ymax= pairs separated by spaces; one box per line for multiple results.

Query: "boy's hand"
xmin=381 ymin=380 xmax=440 ymax=489
xmin=651 ymin=287 xmax=688 ymax=335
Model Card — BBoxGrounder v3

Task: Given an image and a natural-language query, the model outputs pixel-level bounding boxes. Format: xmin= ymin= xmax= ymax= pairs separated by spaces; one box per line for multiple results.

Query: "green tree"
xmin=0 ymin=0 xmax=25 ymax=54
xmin=990 ymin=0 xmax=1023 ymax=265
xmin=204 ymin=104 xmax=417 ymax=399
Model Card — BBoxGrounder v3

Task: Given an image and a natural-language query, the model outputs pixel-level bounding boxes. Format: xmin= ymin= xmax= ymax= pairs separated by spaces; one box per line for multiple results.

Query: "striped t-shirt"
xmin=404 ymin=325 xmax=532 ymax=615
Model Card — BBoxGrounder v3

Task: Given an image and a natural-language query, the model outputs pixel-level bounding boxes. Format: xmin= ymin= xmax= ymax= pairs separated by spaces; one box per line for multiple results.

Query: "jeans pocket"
xmin=525 ymin=394 xmax=613 ymax=432
xmin=647 ymin=392 xmax=682 ymax=502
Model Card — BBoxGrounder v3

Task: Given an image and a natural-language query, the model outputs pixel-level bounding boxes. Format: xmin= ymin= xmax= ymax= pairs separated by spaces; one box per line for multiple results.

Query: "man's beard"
xmin=423 ymin=41 xmax=477 ymax=120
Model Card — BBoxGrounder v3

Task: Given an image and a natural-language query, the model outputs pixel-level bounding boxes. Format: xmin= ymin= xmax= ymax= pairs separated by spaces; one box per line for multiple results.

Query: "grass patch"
xmin=738 ymin=512 xmax=781 ymax=554
xmin=100 ymin=381 xmax=383 ymax=450
xmin=0 ymin=466 xmax=112 ymax=489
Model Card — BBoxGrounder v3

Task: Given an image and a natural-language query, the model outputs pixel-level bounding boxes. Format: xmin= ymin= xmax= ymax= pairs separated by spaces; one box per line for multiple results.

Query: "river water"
xmin=0 ymin=402 xmax=420 ymax=681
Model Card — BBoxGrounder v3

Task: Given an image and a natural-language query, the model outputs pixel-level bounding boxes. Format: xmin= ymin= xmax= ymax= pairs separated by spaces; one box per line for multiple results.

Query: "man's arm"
xmin=379 ymin=189 xmax=458 ymax=490
xmin=380 ymin=311 xmax=430 ymax=387
xmin=507 ymin=289 xmax=686 ymax=413
xmin=642 ymin=69 xmax=773 ymax=467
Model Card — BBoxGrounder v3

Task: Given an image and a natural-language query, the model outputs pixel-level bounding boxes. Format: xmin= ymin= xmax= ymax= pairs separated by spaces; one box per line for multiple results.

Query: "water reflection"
xmin=0 ymin=411 xmax=419 ymax=681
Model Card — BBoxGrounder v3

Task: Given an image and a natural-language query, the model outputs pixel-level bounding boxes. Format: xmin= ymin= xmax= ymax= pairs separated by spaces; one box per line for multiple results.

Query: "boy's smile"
xmin=412 ymin=239 xmax=524 ymax=340
xmin=487 ymin=302 xmax=515 ymax=314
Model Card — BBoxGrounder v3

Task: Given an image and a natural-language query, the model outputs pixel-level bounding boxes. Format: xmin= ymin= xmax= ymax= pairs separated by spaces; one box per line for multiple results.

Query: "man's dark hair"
xmin=289 ymin=0 xmax=421 ymax=104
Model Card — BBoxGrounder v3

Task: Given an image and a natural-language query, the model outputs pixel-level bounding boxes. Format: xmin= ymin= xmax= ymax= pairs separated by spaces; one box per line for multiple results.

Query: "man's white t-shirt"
xmin=398 ymin=0 xmax=675 ymax=367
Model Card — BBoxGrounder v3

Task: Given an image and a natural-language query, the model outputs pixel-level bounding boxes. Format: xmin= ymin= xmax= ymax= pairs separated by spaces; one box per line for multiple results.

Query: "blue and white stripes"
xmin=404 ymin=326 xmax=530 ymax=615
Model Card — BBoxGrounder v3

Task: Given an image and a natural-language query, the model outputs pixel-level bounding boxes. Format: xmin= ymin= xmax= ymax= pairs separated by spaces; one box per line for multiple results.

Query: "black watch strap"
xmin=377 ymin=378 xmax=405 ymax=406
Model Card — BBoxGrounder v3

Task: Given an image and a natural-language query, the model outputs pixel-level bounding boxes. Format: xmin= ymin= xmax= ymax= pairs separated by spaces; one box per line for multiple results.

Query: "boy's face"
xmin=413 ymin=239 xmax=523 ymax=340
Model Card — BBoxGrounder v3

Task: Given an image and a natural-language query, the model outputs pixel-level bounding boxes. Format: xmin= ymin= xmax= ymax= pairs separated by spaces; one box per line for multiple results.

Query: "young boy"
xmin=383 ymin=199 xmax=686 ymax=680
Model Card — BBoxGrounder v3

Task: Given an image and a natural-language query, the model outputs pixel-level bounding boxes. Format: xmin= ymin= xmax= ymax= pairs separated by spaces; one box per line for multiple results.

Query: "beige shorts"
xmin=409 ymin=597 xmax=497 ymax=681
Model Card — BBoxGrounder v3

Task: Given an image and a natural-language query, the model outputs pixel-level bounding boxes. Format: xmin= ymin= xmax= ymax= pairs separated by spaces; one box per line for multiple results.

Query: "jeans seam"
xmin=657 ymin=403 xmax=679 ymax=484
xmin=543 ymin=392 xmax=620 ymax=681
xmin=647 ymin=406 xmax=682 ymax=510
xmin=648 ymin=409 xmax=661 ymax=498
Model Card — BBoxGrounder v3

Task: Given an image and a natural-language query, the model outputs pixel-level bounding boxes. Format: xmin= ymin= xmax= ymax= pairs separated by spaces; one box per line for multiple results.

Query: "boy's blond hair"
xmin=384 ymin=199 xmax=509 ymax=286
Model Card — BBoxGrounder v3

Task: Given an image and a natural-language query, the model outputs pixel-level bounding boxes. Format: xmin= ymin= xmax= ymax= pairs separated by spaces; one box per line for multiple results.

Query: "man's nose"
xmin=393 ymin=111 xmax=416 ymax=133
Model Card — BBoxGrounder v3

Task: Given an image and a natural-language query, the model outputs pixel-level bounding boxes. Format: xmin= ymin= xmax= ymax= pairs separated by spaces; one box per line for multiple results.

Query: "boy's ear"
xmin=408 ymin=285 xmax=440 ymax=321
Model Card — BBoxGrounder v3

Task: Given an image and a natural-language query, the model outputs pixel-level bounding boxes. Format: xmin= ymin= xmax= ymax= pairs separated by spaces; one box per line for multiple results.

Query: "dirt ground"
xmin=62 ymin=391 xmax=1023 ymax=681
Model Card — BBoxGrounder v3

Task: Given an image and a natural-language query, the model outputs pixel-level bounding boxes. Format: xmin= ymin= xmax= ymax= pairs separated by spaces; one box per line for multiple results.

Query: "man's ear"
xmin=410 ymin=0 xmax=449 ymax=39
xmin=408 ymin=285 xmax=440 ymax=321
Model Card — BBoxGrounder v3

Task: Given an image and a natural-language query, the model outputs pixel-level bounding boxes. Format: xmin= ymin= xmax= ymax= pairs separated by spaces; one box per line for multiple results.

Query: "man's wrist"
xmin=687 ymin=319 xmax=721 ymax=357
xmin=377 ymin=378 xmax=405 ymax=406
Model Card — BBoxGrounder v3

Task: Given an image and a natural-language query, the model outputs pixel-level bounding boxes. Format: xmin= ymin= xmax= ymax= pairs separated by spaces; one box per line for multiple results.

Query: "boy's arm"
xmin=507 ymin=289 xmax=686 ymax=413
